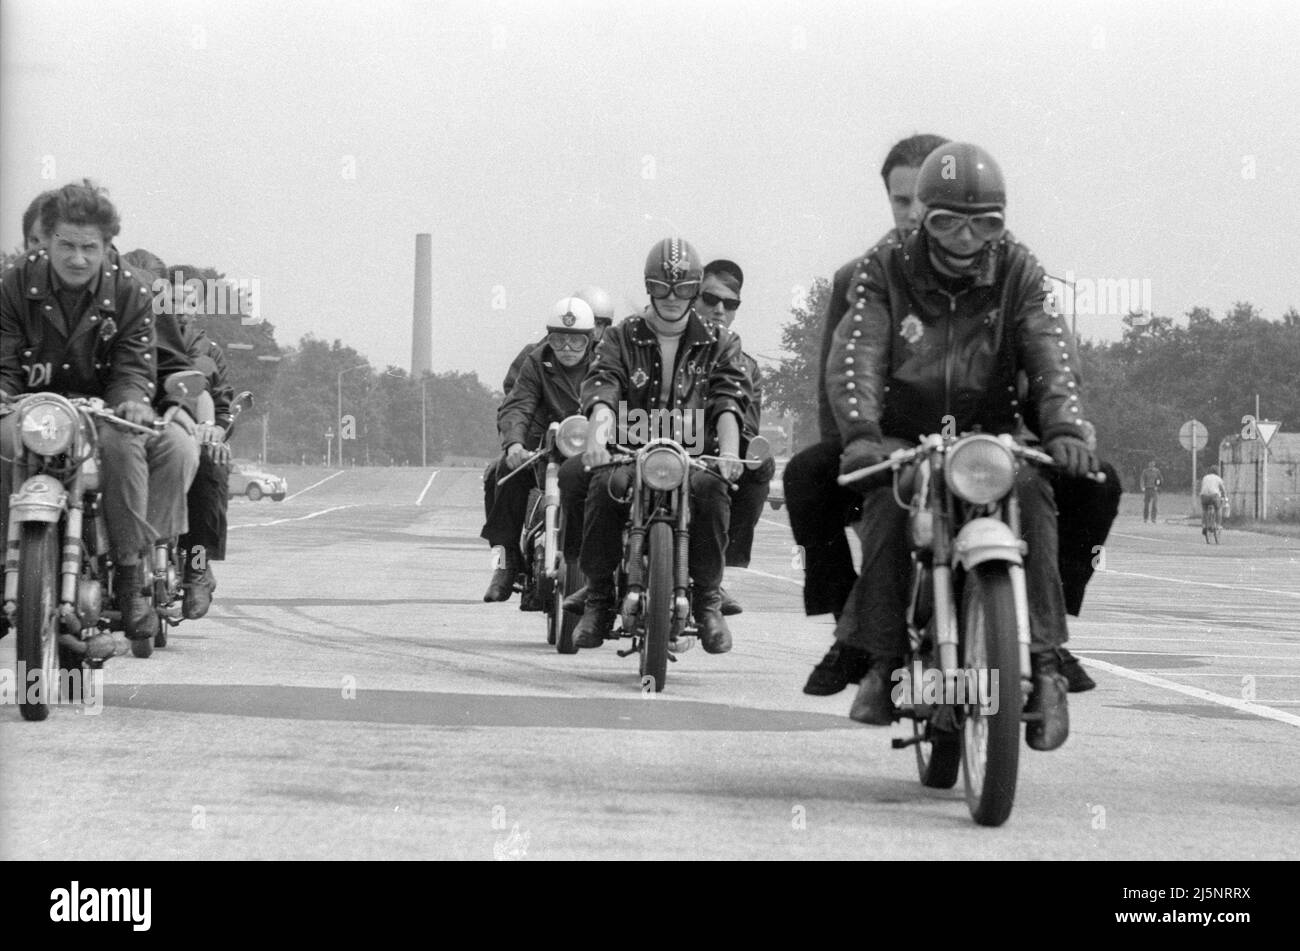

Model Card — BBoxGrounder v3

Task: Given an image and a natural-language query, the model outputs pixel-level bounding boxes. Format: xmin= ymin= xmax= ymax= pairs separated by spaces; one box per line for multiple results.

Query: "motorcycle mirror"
xmin=230 ymin=391 xmax=254 ymax=418
xmin=163 ymin=370 xmax=208 ymax=399
xmin=744 ymin=436 xmax=772 ymax=465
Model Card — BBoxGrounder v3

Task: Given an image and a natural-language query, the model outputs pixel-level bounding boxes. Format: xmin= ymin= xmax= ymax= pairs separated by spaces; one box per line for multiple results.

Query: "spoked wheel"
xmin=639 ymin=521 xmax=672 ymax=692
xmin=959 ymin=563 xmax=1021 ymax=827
xmin=914 ymin=716 xmax=962 ymax=789
xmin=15 ymin=523 xmax=61 ymax=722
xmin=553 ymin=559 xmax=583 ymax=655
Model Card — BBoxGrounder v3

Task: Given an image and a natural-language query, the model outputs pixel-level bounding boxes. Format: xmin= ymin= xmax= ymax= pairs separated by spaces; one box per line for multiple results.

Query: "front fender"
xmin=954 ymin=517 xmax=1025 ymax=570
xmin=10 ymin=475 xmax=67 ymax=523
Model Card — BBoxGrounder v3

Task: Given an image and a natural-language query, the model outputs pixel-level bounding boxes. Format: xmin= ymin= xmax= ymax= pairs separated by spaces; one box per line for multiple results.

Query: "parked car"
xmin=229 ymin=460 xmax=287 ymax=501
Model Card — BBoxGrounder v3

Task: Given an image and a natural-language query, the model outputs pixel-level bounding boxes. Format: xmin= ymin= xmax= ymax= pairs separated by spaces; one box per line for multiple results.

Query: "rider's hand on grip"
xmin=504 ymin=442 xmax=529 ymax=471
xmin=116 ymin=400 xmax=156 ymax=427
xmin=1045 ymin=435 xmax=1095 ymax=479
xmin=716 ymin=452 xmax=743 ymax=483
xmin=583 ymin=444 xmax=611 ymax=471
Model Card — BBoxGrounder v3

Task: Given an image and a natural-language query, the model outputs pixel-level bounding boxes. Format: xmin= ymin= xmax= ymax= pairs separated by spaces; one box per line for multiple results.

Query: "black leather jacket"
xmin=497 ymin=345 xmax=587 ymax=450
xmin=582 ymin=309 xmax=751 ymax=453
xmin=827 ymin=228 xmax=1087 ymax=447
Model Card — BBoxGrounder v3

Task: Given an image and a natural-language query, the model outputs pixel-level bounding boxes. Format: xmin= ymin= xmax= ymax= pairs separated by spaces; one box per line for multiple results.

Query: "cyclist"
xmin=1199 ymin=464 xmax=1227 ymax=539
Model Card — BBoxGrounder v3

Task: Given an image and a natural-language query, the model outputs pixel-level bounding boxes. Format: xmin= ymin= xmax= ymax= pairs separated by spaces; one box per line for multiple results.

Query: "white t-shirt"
xmin=1199 ymin=473 xmax=1225 ymax=498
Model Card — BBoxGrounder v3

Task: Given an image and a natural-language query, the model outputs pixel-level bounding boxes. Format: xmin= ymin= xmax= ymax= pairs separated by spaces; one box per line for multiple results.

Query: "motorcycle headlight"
xmin=556 ymin=415 xmax=589 ymax=459
xmin=19 ymin=398 xmax=77 ymax=457
xmin=945 ymin=434 xmax=1015 ymax=505
xmin=642 ymin=447 xmax=686 ymax=491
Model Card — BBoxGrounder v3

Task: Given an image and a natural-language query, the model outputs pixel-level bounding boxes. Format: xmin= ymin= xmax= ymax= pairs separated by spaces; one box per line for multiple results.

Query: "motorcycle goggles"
xmin=923 ymin=208 xmax=1006 ymax=241
xmin=546 ymin=332 xmax=591 ymax=353
xmin=699 ymin=291 xmax=741 ymax=312
xmin=645 ymin=278 xmax=700 ymax=301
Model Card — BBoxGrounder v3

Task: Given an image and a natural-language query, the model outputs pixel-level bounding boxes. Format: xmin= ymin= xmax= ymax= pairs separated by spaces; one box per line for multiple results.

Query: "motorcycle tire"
xmin=914 ymin=717 xmax=961 ymax=789
xmin=959 ymin=562 xmax=1021 ymax=827
xmin=639 ymin=521 xmax=672 ymax=693
xmin=554 ymin=559 xmax=583 ymax=655
xmin=16 ymin=522 xmax=60 ymax=722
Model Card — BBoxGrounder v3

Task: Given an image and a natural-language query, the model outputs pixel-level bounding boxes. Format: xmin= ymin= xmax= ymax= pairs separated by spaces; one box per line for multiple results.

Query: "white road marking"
xmin=1099 ymin=568 xmax=1300 ymax=600
xmin=733 ymin=566 xmax=802 ymax=586
xmin=1080 ymin=656 xmax=1300 ymax=728
xmin=230 ymin=505 xmax=353 ymax=529
xmin=283 ymin=470 xmax=344 ymax=501
xmin=416 ymin=470 xmax=440 ymax=506
xmin=1079 ymin=635 xmax=1300 ymax=647
xmin=758 ymin=517 xmax=788 ymax=530
xmin=1077 ymin=649 xmax=1300 ymax=661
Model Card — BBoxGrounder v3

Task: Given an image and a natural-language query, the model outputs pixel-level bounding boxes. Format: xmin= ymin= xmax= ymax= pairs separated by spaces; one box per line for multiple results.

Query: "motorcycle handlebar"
xmin=836 ymin=440 xmax=1107 ymax=487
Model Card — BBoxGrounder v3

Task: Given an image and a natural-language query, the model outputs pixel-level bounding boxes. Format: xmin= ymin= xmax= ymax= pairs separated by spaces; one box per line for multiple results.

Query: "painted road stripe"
xmin=1079 ymin=634 xmax=1300 ymax=647
xmin=1081 ymin=656 xmax=1300 ymax=728
xmin=1076 ymin=649 xmax=1300 ymax=661
xmin=1099 ymin=568 xmax=1300 ymax=599
xmin=416 ymin=470 xmax=440 ymax=506
xmin=230 ymin=504 xmax=353 ymax=529
xmin=734 ymin=566 xmax=802 ymax=586
xmin=283 ymin=470 xmax=344 ymax=501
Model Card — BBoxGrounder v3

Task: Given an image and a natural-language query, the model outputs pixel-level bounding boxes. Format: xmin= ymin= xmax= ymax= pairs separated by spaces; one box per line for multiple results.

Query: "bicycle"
xmin=1200 ymin=495 xmax=1223 ymax=544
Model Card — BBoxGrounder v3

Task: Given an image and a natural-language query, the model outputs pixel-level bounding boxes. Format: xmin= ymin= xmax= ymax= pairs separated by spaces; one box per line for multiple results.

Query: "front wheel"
xmin=246 ymin=484 xmax=263 ymax=501
xmin=639 ymin=521 xmax=672 ymax=692
xmin=960 ymin=563 xmax=1022 ymax=827
xmin=914 ymin=716 xmax=961 ymax=789
xmin=15 ymin=522 xmax=61 ymax=722
xmin=553 ymin=558 xmax=583 ymax=655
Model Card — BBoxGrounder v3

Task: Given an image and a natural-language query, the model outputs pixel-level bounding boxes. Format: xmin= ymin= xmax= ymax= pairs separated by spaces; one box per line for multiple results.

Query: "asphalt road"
xmin=2 ymin=466 xmax=1298 ymax=859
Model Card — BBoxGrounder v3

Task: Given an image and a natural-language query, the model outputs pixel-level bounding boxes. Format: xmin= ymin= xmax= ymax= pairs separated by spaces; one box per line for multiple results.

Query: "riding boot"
xmin=483 ymin=547 xmax=519 ymax=602
xmin=1026 ymin=652 xmax=1070 ymax=751
xmin=849 ymin=654 xmax=902 ymax=725
xmin=573 ymin=577 xmax=616 ymax=649
xmin=116 ymin=562 xmax=157 ymax=641
xmin=692 ymin=588 xmax=733 ymax=654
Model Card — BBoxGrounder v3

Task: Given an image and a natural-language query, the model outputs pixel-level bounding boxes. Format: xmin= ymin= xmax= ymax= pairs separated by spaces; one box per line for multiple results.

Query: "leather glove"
xmin=753 ymin=455 xmax=777 ymax=482
xmin=839 ymin=437 xmax=891 ymax=478
xmin=1045 ymin=435 xmax=1096 ymax=479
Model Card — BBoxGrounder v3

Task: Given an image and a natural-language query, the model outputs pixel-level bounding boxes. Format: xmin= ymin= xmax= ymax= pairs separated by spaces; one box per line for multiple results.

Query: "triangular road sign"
xmin=1257 ymin=420 xmax=1280 ymax=446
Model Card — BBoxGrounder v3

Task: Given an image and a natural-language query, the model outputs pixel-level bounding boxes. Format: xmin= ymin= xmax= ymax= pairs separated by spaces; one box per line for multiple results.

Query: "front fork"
xmin=542 ymin=461 xmax=560 ymax=579
xmin=1003 ymin=492 xmax=1033 ymax=690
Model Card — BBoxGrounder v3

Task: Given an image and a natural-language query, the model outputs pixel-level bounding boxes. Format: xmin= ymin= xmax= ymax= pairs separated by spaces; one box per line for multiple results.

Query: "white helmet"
xmin=546 ymin=296 xmax=595 ymax=334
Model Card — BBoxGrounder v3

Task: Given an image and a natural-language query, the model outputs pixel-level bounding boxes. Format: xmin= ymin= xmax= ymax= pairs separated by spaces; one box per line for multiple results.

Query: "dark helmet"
xmin=643 ymin=237 xmax=702 ymax=286
xmin=571 ymin=284 xmax=614 ymax=324
xmin=916 ymin=142 xmax=1006 ymax=212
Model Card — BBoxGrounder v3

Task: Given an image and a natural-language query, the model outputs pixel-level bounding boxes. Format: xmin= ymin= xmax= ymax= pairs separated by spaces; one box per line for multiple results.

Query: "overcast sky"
xmin=3 ymin=0 xmax=1297 ymax=380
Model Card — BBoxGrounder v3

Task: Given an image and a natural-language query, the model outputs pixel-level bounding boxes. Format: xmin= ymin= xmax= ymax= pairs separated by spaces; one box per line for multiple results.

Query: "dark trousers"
xmin=726 ymin=461 xmax=773 ymax=568
xmin=1053 ymin=461 xmax=1122 ymax=616
xmin=480 ymin=456 xmax=536 ymax=554
xmin=180 ymin=452 xmax=230 ymax=566
xmin=557 ymin=455 xmax=730 ymax=596
xmin=783 ymin=439 xmax=860 ymax=616
xmin=835 ymin=465 xmax=1068 ymax=657
xmin=1143 ymin=489 xmax=1158 ymax=522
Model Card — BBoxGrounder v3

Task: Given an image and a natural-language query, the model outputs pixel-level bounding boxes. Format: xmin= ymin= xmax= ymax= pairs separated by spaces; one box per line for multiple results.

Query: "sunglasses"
xmin=645 ymin=278 xmax=700 ymax=301
xmin=700 ymin=291 xmax=741 ymax=312
xmin=547 ymin=332 xmax=591 ymax=352
xmin=924 ymin=209 xmax=1006 ymax=240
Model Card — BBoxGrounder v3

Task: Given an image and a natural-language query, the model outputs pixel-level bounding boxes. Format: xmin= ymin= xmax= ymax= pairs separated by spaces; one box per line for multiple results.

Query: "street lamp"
xmin=337 ymin=363 xmax=369 ymax=468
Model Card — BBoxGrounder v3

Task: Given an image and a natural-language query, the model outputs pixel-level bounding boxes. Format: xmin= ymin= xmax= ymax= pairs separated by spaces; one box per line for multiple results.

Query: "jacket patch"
xmin=900 ymin=314 xmax=924 ymax=345
xmin=630 ymin=368 xmax=649 ymax=389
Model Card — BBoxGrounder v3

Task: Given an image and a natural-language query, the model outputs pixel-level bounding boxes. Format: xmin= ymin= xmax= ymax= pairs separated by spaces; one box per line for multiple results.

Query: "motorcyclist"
xmin=557 ymin=237 xmax=752 ymax=654
xmin=160 ymin=264 xmax=236 ymax=619
xmin=485 ymin=285 xmax=615 ymax=534
xmin=1 ymin=182 xmax=199 ymax=643
xmin=695 ymin=259 xmax=775 ymax=616
xmin=482 ymin=297 xmax=598 ymax=602
xmin=829 ymin=143 xmax=1089 ymax=751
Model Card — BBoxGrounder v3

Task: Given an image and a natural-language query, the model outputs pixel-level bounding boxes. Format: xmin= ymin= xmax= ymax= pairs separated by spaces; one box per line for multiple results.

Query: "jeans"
xmin=1143 ymin=489 xmax=1159 ymax=522
xmin=782 ymin=439 xmax=862 ymax=616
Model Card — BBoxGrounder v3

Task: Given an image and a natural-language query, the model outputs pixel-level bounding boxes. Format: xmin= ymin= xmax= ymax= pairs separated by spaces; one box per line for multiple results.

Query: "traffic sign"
xmin=1257 ymin=420 xmax=1281 ymax=447
xmin=1179 ymin=419 xmax=1208 ymax=451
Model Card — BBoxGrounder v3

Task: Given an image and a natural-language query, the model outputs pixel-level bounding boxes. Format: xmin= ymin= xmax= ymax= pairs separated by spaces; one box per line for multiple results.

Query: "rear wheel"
xmin=16 ymin=523 xmax=60 ymax=722
xmin=960 ymin=563 xmax=1021 ymax=827
xmin=639 ymin=522 xmax=672 ymax=692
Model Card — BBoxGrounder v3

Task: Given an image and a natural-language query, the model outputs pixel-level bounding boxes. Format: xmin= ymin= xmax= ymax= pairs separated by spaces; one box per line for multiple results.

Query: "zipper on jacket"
xmin=942 ymin=292 xmax=956 ymax=418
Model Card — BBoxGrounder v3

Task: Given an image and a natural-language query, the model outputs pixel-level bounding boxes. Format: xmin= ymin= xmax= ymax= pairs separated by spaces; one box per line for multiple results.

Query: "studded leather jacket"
xmin=498 ymin=345 xmax=588 ymax=450
xmin=1 ymin=251 xmax=157 ymax=406
xmin=582 ymin=308 xmax=751 ymax=453
xmin=826 ymin=228 xmax=1087 ymax=447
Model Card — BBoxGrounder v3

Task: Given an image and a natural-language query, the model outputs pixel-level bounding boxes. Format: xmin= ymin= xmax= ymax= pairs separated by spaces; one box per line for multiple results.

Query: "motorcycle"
xmin=592 ymin=435 xmax=771 ymax=693
xmin=142 ymin=386 xmax=253 ymax=655
xmin=838 ymin=431 xmax=1103 ymax=826
xmin=496 ymin=415 xmax=588 ymax=653
xmin=0 ymin=379 xmax=196 ymax=719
